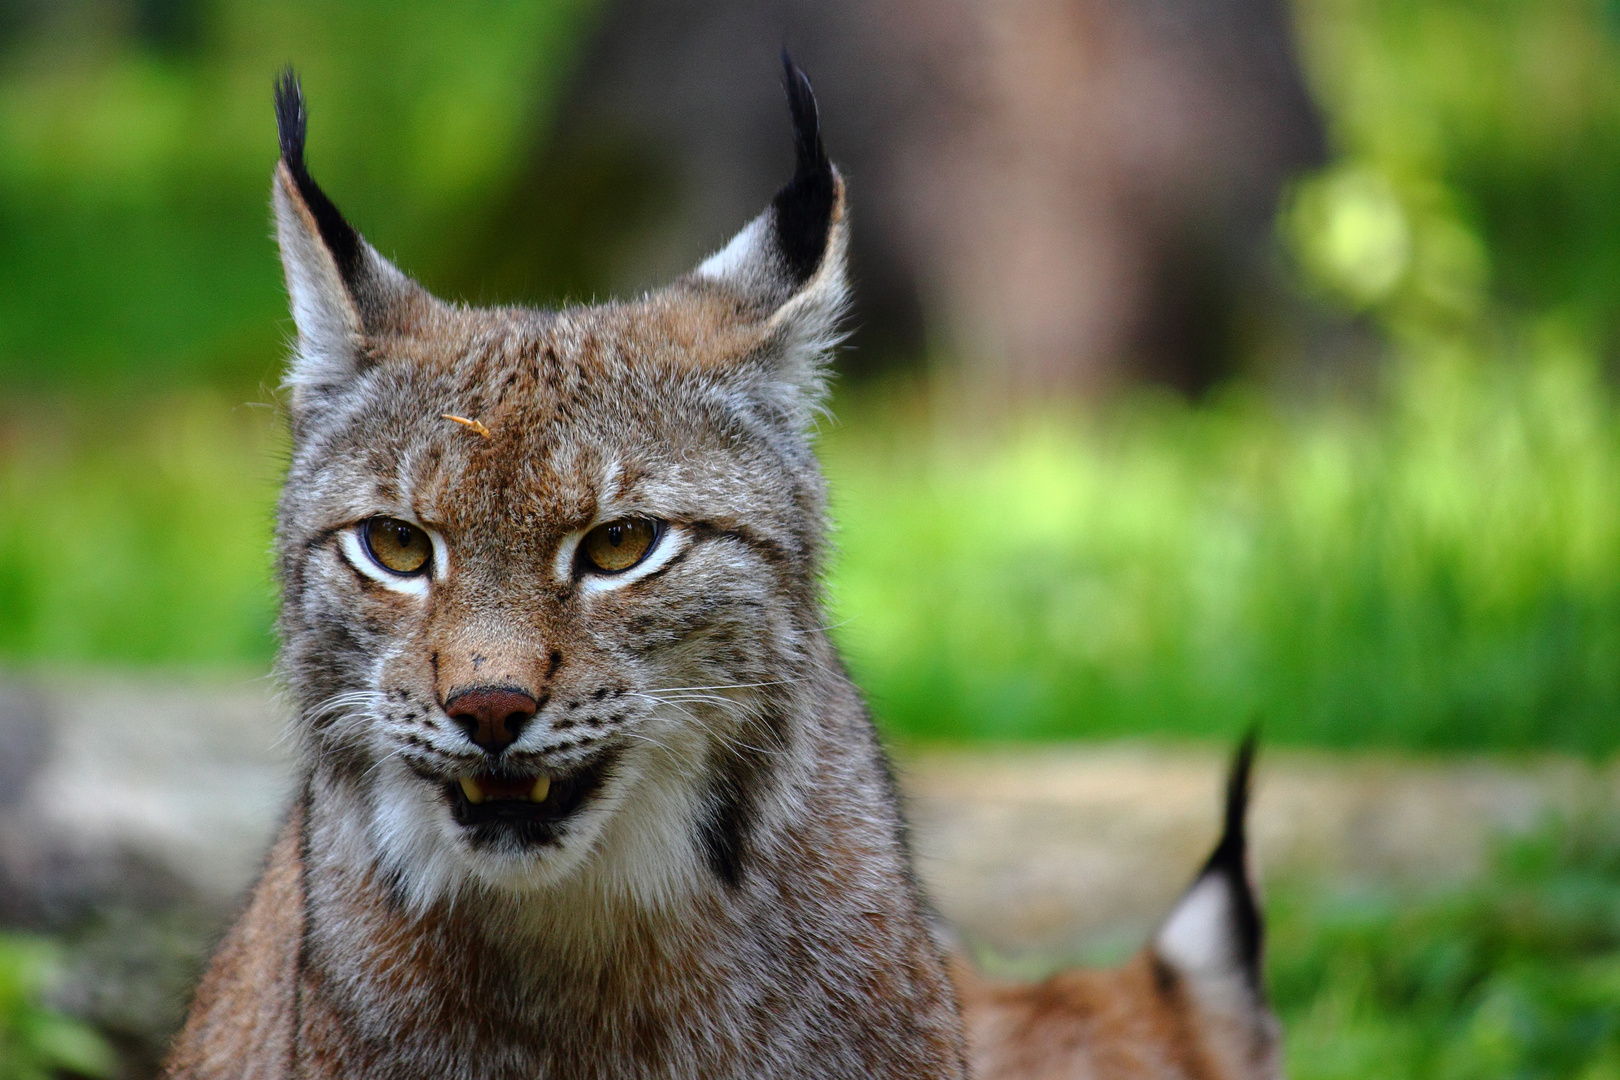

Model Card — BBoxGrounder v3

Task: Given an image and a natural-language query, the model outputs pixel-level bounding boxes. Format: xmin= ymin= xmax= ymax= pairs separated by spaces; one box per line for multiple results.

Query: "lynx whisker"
xmin=638 ymin=677 xmax=806 ymax=694
xmin=631 ymin=693 xmax=785 ymax=760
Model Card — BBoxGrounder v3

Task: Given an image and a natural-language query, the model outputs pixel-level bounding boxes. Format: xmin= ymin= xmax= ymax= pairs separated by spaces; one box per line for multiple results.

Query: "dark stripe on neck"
xmin=696 ymin=706 xmax=788 ymax=888
xmin=698 ymin=768 xmax=752 ymax=888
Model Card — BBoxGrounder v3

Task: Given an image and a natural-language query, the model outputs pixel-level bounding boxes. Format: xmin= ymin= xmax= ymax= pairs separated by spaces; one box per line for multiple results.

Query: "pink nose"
xmin=444 ymin=687 xmax=538 ymax=754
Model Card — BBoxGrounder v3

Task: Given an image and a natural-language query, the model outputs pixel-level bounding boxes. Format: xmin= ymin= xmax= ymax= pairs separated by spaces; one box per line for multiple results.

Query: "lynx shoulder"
xmin=162 ymin=59 xmax=967 ymax=1080
xmin=957 ymin=738 xmax=1283 ymax=1080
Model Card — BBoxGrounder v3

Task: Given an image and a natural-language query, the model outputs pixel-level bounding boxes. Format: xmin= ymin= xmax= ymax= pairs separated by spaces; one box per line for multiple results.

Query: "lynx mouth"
xmin=444 ymin=754 xmax=613 ymax=848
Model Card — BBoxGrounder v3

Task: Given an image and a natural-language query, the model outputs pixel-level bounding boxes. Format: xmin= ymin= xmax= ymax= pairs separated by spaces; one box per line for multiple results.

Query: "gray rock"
xmin=0 ymin=674 xmax=292 ymax=1076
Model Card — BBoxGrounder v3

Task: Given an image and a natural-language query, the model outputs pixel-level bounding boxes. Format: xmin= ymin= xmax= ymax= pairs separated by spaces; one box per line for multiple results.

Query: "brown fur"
xmin=165 ymin=809 xmax=303 ymax=1078
xmin=957 ymin=954 xmax=1276 ymax=1080
xmin=172 ymin=774 xmax=965 ymax=1077
xmin=954 ymin=740 xmax=1281 ymax=1080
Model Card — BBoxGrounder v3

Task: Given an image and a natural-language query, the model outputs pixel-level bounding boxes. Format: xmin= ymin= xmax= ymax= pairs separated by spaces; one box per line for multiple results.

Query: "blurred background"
xmin=3 ymin=0 xmax=1620 ymax=1076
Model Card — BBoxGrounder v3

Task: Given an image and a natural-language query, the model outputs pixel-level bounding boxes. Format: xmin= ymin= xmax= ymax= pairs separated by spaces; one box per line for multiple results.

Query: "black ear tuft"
xmin=771 ymin=51 xmax=836 ymax=286
xmin=1201 ymin=730 xmax=1263 ymax=986
xmin=274 ymin=67 xmax=363 ymax=284
xmin=273 ymin=67 xmax=307 ymax=175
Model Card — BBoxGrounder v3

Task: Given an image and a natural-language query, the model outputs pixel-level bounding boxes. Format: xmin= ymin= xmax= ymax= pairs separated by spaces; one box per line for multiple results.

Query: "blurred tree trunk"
xmin=460 ymin=0 xmax=1325 ymax=399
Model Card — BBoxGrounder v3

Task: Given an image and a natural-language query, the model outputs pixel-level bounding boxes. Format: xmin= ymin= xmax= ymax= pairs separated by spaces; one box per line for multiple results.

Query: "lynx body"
xmin=163 ymin=64 xmax=966 ymax=1079
xmin=956 ymin=740 xmax=1282 ymax=1080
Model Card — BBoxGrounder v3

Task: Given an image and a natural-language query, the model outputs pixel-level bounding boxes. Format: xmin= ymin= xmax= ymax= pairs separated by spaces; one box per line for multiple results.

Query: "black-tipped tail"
xmin=770 ymin=51 xmax=836 ymax=285
xmin=1200 ymin=731 xmax=1263 ymax=986
xmin=273 ymin=67 xmax=362 ymax=282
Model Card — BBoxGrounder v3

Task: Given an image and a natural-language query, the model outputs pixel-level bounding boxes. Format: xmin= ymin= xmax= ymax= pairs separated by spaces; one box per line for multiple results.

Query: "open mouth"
xmin=444 ymin=754 xmax=613 ymax=848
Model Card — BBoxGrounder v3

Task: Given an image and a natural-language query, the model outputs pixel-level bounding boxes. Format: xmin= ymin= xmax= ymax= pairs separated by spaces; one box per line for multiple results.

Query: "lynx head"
xmin=270 ymin=60 xmax=847 ymax=913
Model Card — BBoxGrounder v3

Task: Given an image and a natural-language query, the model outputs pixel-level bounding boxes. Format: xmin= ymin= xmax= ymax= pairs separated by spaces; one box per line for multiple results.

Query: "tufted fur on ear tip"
xmin=693 ymin=53 xmax=850 ymax=424
xmin=1153 ymin=733 xmax=1265 ymax=995
xmin=271 ymin=68 xmax=435 ymax=412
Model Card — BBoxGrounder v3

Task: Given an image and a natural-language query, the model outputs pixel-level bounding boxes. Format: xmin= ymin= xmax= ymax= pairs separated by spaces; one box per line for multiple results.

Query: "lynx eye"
xmin=579 ymin=518 xmax=661 ymax=574
xmin=362 ymin=517 xmax=432 ymax=576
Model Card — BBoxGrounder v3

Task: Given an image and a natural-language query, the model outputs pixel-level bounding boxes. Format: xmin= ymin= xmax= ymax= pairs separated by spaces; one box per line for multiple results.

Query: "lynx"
xmin=162 ymin=59 xmax=1280 ymax=1080
xmin=956 ymin=738 xmax=1283 ymax=1080
xmin=162 ymin=59 xmax=966 ymax=1079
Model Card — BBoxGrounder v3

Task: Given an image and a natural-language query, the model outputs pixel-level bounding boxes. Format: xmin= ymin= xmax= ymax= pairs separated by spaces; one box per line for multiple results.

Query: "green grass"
xmin=0 ymin=0 xmax=604 ymax=390
xmin=1275 ymin=809 xmax=1620 ymax=1080
xmin=824 ymin=348 xmax=1620 ymax=753
xmin=0 ymin=393 xmax=281 ymax=666
xmin=3 ymin=348 xmax=1619 ymax=752
xmin=0 ymin=936 xmax=114 ymax=1080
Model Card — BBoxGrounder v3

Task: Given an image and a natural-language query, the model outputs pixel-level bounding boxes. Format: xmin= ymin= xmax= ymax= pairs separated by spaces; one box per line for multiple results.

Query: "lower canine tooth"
xmin=530 ymin=776 xmax=552 ymax=802
xmin=459 ymin=777 xmax=486 ymax=805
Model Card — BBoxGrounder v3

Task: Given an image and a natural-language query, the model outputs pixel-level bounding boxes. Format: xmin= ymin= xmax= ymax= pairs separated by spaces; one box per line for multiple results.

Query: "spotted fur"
xmin=163 ymin=59 xmax=966 ymax=1080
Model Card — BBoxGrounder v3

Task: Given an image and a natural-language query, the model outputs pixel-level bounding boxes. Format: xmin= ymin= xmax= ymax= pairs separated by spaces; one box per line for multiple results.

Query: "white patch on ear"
xmin=690 ymin=185 xmax=851 ymax=431
xmin=273 ymin=165 xmax=364 ymax=398
xmin=1155 ymin=872 xmax=1239 ymax=978
xmin=697 ymin=214 xmax=774 ymax=288
xmin=760 ymin=228 xmax=850 ymax=426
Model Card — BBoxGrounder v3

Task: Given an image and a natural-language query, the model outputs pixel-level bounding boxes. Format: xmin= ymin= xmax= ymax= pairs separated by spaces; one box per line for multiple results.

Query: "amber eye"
xmin=362 ymin=517 xmax=432 ymax=576
xmin=579 ymin=518 xmax=661 ymax=574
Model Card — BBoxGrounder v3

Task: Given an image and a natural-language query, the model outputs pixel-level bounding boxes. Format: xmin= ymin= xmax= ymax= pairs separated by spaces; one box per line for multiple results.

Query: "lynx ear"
xmin=1153 ymin=735 xmax=1265 ymax=995
xmin=691 ymin=53 xmax=848 ymax=420
xmin=271 ymin=70 xmax=435 ymax=412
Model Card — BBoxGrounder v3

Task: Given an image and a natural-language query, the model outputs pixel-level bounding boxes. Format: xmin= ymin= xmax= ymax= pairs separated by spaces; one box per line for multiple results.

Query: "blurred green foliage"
xmin=1276 ymin=809 xmax=1620 ymax=1079
xmin=0 ymin=936 xmax=114 ymax=1080
xmin=1 ymin=348 xmax=1615 ymax=752
xmin=829 ymin=346 xmax=1620 ymax=751
xmin=0 ymin=394 xmax=281 ymax=663
xmin=0 ymin=0 xmax=1615 ymax=756
xmin=0 ymin=0 xmax=599 ymax=389
xmin=0 ymin=1 xmax=1618 ymax=1071
xmin=1286 ymin=0 xmax=1620 ymax=346
xmin=827 ymin=345 xmax=1620 ymax=752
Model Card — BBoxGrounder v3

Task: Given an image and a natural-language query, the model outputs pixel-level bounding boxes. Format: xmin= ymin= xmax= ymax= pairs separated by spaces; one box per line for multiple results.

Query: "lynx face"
xmin=271 ymin=70 xmax=846 ymax=912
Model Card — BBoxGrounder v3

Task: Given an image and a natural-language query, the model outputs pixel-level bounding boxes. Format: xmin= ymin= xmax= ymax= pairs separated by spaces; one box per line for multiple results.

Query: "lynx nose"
xmin=445 ymin=687 xmax=538 ymax=754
